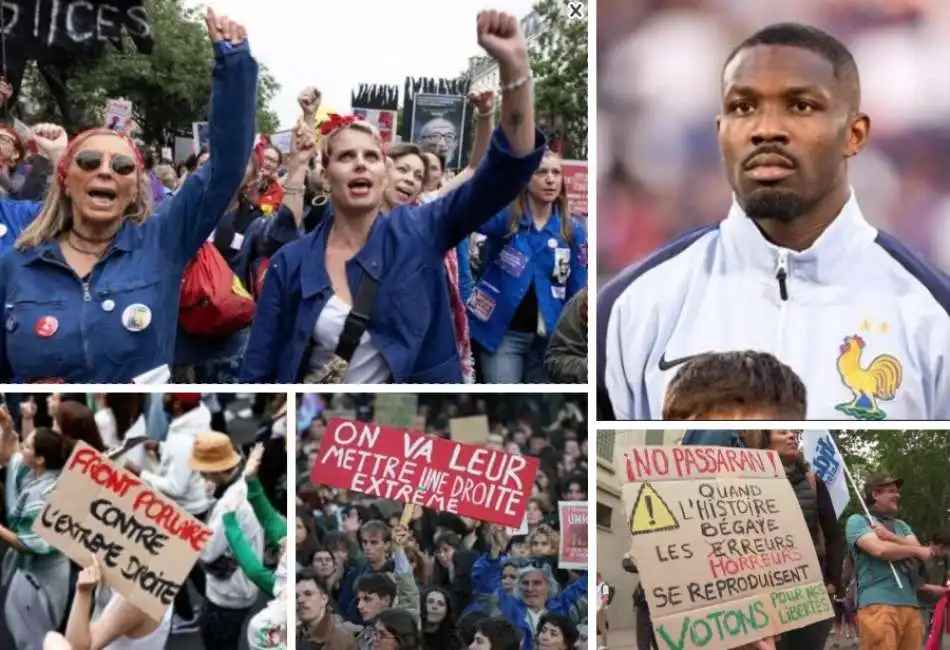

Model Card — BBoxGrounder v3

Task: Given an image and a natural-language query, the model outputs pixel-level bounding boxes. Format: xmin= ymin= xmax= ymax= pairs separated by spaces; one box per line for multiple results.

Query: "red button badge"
xmin=34 ymin=316 xmax=59 ymax=338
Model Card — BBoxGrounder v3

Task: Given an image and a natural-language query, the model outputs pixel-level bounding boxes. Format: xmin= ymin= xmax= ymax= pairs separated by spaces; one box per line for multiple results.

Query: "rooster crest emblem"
xmin=835 ymin=335 xmax=903 ymax=421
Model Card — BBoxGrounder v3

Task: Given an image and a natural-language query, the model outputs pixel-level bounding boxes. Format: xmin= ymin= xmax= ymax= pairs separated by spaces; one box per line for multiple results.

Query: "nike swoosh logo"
xmin=658 ymin=353 xmax=697 ymax=372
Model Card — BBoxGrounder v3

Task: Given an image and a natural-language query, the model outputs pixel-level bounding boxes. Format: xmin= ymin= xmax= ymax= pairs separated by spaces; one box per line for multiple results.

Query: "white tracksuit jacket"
xmin=598 ymin=192 xmax=950 ymax=421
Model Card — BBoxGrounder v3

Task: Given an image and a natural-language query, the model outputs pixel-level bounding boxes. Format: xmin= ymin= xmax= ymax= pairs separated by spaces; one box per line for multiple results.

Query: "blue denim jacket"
xmin=240 ymin=126 xmax=546 ymax=383
xmin=468 ymin=206 xmax=587 ymax=352
xmin=0 ymin=41 xmax=258 ymax=383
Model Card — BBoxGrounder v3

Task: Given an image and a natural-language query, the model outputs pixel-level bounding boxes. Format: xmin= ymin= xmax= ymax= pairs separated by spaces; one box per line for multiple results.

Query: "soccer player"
xmin=598 ymin=23 xmax=950 ymax=421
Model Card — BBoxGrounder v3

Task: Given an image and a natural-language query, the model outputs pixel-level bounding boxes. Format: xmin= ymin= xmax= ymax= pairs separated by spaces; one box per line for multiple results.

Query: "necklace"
xmin=66 ymin=233 xmax=110 ymax=258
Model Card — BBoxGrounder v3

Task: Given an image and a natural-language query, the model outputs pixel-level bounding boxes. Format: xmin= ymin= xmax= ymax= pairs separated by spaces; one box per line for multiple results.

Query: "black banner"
xmin=350 ymin=83 xmax=398 ymax=112
xmin=1 ymin=0 xmax=153 ymax=128
xmin=2 ymin=0 xmax=153 ymax=58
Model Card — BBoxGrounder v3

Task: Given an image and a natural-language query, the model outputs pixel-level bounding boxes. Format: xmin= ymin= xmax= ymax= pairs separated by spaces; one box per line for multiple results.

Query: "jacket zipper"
xmin=775 ymin=251 xmax=789 ymax=357
xmin=43 ymin=255 xmax=101 ymax=375
xmin=81 ymin=278 xmax=94 ymax=372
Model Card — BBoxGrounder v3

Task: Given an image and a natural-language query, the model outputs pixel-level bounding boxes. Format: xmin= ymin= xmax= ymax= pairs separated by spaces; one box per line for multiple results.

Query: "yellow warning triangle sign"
xmin=629 ymin=482 xmax=679 ymax=536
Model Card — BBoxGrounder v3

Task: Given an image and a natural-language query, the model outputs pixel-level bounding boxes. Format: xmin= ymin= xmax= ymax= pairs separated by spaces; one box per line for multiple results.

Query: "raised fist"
xmin=476 ymin=10 xmax=528 ymax=69
xmin=205 ymin=8 xmax=247 ymax=47
xmin=469 ymin=89 xmax=495 ymax=116
xmin=298 ymin=87 xmax=321 ymax=116
xmin=32 ymin=123 xmax=68 ymax=160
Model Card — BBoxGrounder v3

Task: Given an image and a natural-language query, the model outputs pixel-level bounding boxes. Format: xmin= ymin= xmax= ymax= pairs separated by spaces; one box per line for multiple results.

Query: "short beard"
xmin=741 ymin=188 xmax=809 ymax=223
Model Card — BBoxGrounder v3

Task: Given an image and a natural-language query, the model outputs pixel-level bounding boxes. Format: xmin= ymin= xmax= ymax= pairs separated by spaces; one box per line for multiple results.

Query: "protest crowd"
xmin=0 ymin=3 xmax=588 ymax=385
xmin=605 ymin=426 xmax=950 ymax=650
xmin=296 ymin=393 xmax=589 ymax=650
xmin=0 ymin=391 xmax=287 ymax=650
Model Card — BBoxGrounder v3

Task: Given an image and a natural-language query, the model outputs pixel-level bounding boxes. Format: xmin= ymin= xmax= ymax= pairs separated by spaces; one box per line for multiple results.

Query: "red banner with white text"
xmin=312 ymin=418 xmax=539 ymax=527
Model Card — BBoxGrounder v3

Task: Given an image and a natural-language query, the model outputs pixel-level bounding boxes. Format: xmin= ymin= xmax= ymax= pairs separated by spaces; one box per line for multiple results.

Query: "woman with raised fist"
xmin=242 ymin=9 xmax=544 ymax=384
xmin=0 ymin=8 xmax=258 ymax=384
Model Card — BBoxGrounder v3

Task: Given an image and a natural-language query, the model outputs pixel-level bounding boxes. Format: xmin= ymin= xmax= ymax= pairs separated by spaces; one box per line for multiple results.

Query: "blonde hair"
xmin=154 ymin=164 xmax=178 ymax=190
xmin=505 ymin=150 xmax=573 ymax=243
xmin=16 ymin=130 xmax=154 ymax=251
xmin=529 ymin=523 xmax=560 ymax=550
xmin=321 ymin=121 xmax=382 ymax=160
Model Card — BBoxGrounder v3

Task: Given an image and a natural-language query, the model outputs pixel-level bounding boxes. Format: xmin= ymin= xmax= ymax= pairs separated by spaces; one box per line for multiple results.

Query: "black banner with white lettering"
xmin=1 ymin=0 xmax=153 ymax=127
xmin=2 ymin=0 xmax=153 ymax=58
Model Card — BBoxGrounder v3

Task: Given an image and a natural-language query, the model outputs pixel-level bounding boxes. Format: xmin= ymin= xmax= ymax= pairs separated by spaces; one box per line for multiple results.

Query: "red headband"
xmin=56 ymin=129 xmax=146 ymax=191
xmin=319 ymin=113 xmax=363 ymax=136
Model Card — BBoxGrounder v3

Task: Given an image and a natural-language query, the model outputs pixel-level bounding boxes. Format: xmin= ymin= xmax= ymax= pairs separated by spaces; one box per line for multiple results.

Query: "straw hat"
xmin=191 ymin=431 xmax=241 ymax=473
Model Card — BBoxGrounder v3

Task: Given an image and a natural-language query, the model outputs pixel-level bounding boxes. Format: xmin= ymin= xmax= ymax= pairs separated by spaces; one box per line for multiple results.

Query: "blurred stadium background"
xmin=597 ymin=0 xmax=950 ymax=285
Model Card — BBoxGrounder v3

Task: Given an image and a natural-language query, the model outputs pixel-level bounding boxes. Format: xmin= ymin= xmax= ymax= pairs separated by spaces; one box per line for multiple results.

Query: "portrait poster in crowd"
xmin=562 ymin=159 xmax=588 ymax=218
xmin=352 ymin=108 xmax=398 ymax=146
xmin=313 ymin=418 xmax=539 ymax=527
xmin=33 ymin=442 xmax=212 ymax=621
xmin=373 ymin=394 xmax=418 ymax=429
xmin=410 ymin=93 xmax=467 ymax=170
xmin=192 ymin=122 xmax=210 ymax=155
xmin=104 ymin=99 xmax=133 ymax=133
xmin=558 ymin=501 xmax=588 ymax=569
xmin=620 ymin=446 xmax=832 ymax=650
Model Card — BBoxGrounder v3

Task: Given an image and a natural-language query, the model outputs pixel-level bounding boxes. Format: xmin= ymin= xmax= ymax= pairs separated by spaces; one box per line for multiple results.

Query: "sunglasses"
xmin=73 ymin=150 xmax=137 ymax=176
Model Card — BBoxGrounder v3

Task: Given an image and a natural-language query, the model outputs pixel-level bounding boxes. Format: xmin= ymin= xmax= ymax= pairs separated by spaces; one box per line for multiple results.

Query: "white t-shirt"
xmin=309 ymin=295 xmax=391 ymax=383
xmin=115 ymin=415 xmax=149 ymax=469
xmin=95 ymin=408 xmax=120 ymax=450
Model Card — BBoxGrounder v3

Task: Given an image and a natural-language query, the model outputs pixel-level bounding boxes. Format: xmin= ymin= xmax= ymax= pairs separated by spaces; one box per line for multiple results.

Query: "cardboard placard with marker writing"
xmin=620 ymin=446 xmax=833 ymax=650
xmin=33 ymin=442 xmax=212 ymax=622
xmin=312 ymin=418 xmax=539 ymax=528
xmin=373 ymin=394 xmax=419 ymax=429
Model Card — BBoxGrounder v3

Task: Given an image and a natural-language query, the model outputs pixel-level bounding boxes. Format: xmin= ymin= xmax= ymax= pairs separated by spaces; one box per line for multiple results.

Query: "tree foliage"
xmin=834 ymin=429 xmax=950 ymax=540
xmin=21 ymin=0 xmax=280 ymax=144
xmin=529 ymin=0 xmax=588 ymax=159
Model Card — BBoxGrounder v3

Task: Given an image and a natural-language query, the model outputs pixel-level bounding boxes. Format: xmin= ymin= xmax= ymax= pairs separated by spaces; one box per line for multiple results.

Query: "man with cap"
xmin=136 ymin=392 xmax=212 ymax=633
xmin=845 ymin=474 xmax=948 ymax=650
xmin=192 ymin=430 xmax=264 ymax=650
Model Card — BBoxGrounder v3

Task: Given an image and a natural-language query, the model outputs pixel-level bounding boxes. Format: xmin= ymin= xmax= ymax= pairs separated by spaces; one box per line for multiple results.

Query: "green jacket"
xmin=223 ymin=477 xmax=287 ymax=597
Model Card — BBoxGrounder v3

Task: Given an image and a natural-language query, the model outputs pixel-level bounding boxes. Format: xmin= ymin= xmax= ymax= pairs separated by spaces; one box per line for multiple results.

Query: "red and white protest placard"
xmin=558 ymin=501 xmax=588 ymax=570
xmin=312 ymin=418 xmax=539 ymax=528
xmin=562 ymin=159 xmax=588 ymax=217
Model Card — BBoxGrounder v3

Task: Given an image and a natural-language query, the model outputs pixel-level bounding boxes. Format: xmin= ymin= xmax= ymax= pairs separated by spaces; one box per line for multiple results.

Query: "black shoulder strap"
xmin=295 ymin=276 xmax=381 ymax=382
xmin=334 ymin=276 xmax=380 ymax=360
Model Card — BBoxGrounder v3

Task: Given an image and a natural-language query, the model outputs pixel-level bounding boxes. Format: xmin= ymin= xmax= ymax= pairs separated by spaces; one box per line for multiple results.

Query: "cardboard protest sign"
xmin=313 ymin=418 xmax=539 ymax=527
xmin=374 ymin=394 xmax=419 ymax=428
xmin=449 ymin=415 xmax=489 ymax=445
xmin=558 ymin=501 xmax=588 ymax=570
xmin=33 ymin=443 xmax=212 ymax=622
xmin=620 ymin=445 xmax=832 ymax=650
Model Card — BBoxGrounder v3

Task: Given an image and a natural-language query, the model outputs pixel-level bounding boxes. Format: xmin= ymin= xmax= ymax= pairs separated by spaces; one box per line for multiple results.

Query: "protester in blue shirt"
xmin=0 ymin=9 xmax=257 ymax=384
xmin=468 ymin=149 xmax=587 ymax=383
xmin=471 ymin=526 xmax=587 ymax=650
xmin=0 ymin=124 xmax=65 ymax=255
xmin=241 ymin=10 xmax=544 ymax=383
